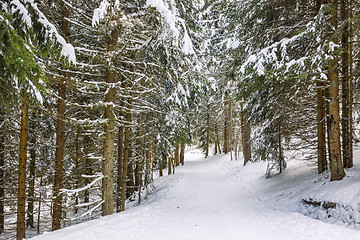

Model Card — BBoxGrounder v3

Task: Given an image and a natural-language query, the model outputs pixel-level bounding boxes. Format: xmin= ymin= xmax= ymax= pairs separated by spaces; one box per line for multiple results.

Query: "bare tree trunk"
xmin=17 ymin=92 xmax=29 ymax=240
xmin=317 ymin=80 xmax=327 ymax=173
xmin=84 ymin=132 xmax=92 ymax=204
xmin=52 ymin=76 xmax=65 ymax=230
xmin=215 ymin=124 xmax=221 ymax=155
xmin=116 ymin=125 xmax=123 ymax=212
xmin=205 ymin=108 xmax=210 ymax=158
xmin=52 ymin=6 xmax=69 ymax=229
xmin=74 ymin=127 xmax=80 ymax=214
xmin=175 ymin=142 xmax=180 ymax=166
xmin=168 ymin=157 xmax=172 ymax=175
xmin=120 ymin=99 xmax=131 ymax=212
xmin=278 ymin=123 xmax=284 ymax=174
xmin=159 ymin=160 xmax=163 ymax=177
xmin=101 ymin=69 xmax=116 ymax=216
xmin=134 ymin=128 xmax=142 ymax=192
xmin=37 ymin=176 xmax=42 ymax=234
xmin=328 ymin=0 xmax=345 ymax=181
xmin=241 ymin=104 xmax=251 ymax=165
xmin=325 ymin=88 xmax=332 ymax=167
xmin=349 ymin=0 xmax=354 ymax=168
xmin=214 ymin=124 xmax=218 ymax=155
xmin=223 ymin=100 xmax=228 ymax=154
xmin=135 ymin=161 xmax=142 ymax=191
xmin=0 ymin=111 xmax=4 ymax=233
xmin=27 ymin=132 xmax=36 ymax=228
xmin=341 ymin=0 xmax=351 ymax=168
xmin=126 ymin=159 xmax=135 ymax=198
xmin=145 ymin=141 xmax=152 ymax=186
xmin=229 ymin=99 xmax=233 ymax=159
xmin=180 ymin=143 xmax=185 ymax=165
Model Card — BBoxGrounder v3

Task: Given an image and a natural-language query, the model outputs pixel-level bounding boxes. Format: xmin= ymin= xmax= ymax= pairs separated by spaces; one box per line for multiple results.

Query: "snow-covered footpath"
xmin=32 ymin=149 xmax=360 ymax=240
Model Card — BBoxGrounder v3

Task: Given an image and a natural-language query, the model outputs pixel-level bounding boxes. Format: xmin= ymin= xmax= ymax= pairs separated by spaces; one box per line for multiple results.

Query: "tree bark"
xmin=116 ymin=125 xmax=124 ymax=212
xmin=135 ymin=128 xmax=143 ymax=192
xmin=84 ymin=132 xmax=92 ymax=204
xmin=348 ymin=0 xmax=354 ymax=168
xmin=228 ymin=99 xmax=233 ymax=159
xmin=52 ymin=76 xmax=66 ymax=230
xmin=317 ymin=80 xmax=327 ymax=173
xmin=145 ymin=141 xmax=152 ymax=186
xmin=0 ymin=111 xmax=4 ymax=233
xmin=241 ymin=105 xmax=251 ymax=165
xmin=37 ymin=176 xmax=42 ymax=234
xmin=328 ymin=0 xmax=346 ymax=181
xmin=27 ymin=132 xmax=36 ymax=228
xmin=341 ymin=0 xmax=352 ymax=168
xmin=325 ymin=88 xmax=332 ymax=166
xmin=120 ymin=98 xmax=131 ymax=211
xmin=180 ymin=143 xmax=185 ymax=165
xmin=17 ymin=92 xmax=29 ymax=240
xmin=74 ymin=127 xmax=81 ymax=214
xmin=102 ymin=68 xmax=116 ymax=216
xmin=205 ymin=108 xmax=210 ymax=158
xmin=278 ymin=123 xmax=284 ymax=173
xmin=52 ymin=6 xmax=69 ymax=229
xmin=168 ymin=157 xmax=172 ymax=175
xmin=223 ymin=100 xmax=228 ymax=154
xmin=159 ymin=157 xmax=163 ymax=177
xmin=126 ymin=157 xmax=135 ymax=198
xmin=175 ymin=142 xmax=180 ymax=166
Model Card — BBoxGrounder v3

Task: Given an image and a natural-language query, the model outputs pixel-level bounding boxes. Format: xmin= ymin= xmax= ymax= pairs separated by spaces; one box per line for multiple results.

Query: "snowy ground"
xmin=32 ymin=148 xmax=360 ymax=240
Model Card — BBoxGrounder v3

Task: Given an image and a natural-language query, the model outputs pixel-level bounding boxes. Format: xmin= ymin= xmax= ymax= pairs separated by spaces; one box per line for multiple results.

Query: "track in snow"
xmin=33 ymin=151 xmax=360 ymax=240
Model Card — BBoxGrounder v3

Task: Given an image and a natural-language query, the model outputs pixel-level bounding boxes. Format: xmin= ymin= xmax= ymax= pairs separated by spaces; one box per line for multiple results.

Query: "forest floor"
xmin=32 ymin=148 xmax=360 ymax=240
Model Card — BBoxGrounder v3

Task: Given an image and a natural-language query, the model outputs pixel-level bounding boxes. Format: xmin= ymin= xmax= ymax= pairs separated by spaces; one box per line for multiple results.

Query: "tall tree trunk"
xmin=214 ymin=124 xmax=218 ymax=155
xmin=27 ymin=132 xmax=36 ymax=228
xmin=120 ymin=98 xmax=131 ymax=211
xmin=135 ymin=128 xmax=143 ymax=191
xmin=325 ymin=88 xmax=332 ymax=166
xmin=37 ymin=176 xmax=42 ymax=234
xmin=84 ymin=132 xmax=92 ymax=204
xmin=214 ymin=124 xmax=221 ymax=155
xmin=116 ymin=125 xmax=124 ymax=212
xmin=0 ymin=111 xmax=4 ymax=233
xmin=328 ymin=0 xmax=346 ymax=181
xmin=278 ymin=123 xmax=284 ymax=173
xmin=52 ymin=77 xmax=65 ymax=230
xmin=145 ymin=141 xmax=152 ymax=186
xmin=126 ymin=157 xmax=135 ymax=198
xmin=74 ymin=127 xmax=81 ymax=214
xmin=348 ymin=0 xmax=354 ymax=168
xmin=228 ymin=99 xmax=233 ymax=159
xmin=205 ymin=108 xmax=210 ymax=158
xmin=175 ymin=142 xmax=180 ymax=166
xmin=317 ymin=80 xmax=327 ymax=173
xmin=168 ymin=157 xmax=172 ymax=175
xmin=180 ymin=143 xmax=185 ymax=165
xmin=52 ymin=6 xmax=69 ymax=229
xmin=135 ymin=161 xmax=142 ymax=191
xmin=341 ymin=0 xmax=351 ymax=168
xmin=241 ymin=105 xmax=251 ymax=165
xmin=102 ymin=68 xmax=116 ymax=216
xmin=223 ymin=101 xmax=228 ymax=154
xmin=17 ymin=91 xmax=29 ymax=240
xmin=159 ymin=157 xmax=163 ymax=177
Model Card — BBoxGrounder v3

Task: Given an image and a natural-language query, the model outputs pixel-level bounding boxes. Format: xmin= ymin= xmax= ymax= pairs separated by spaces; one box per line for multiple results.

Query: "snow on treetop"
xmin=146 ymin=0 xmax=194 ymax=55
xmin=9 ymin=0 xmax=76 ymax=64
xmin=92 ymin=0 xmax=109 ymax=26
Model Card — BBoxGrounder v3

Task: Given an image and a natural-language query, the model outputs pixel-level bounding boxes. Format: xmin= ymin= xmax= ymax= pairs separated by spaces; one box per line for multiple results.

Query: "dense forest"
xmin=1 ymin=0 xmax=360 ymax=239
